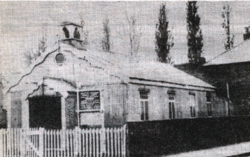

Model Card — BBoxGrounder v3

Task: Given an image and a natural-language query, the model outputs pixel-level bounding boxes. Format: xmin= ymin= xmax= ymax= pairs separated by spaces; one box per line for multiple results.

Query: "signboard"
xmin=79 ymin=91 xmax=100 ymax=110
xmin=80 ymin=112 xmax=103 ymax=126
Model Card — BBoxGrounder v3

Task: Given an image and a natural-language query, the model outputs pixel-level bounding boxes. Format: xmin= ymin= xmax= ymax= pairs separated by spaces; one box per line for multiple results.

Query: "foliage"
xmin=102 ymin=17 xmax=111 ymax=52
xmin=221 ymin=4 xmax=234 ymax=51
xmin=155 ymin=4 xmax=174 ymax=63
xmin=186 ymin=1 xmax=204 ymax=65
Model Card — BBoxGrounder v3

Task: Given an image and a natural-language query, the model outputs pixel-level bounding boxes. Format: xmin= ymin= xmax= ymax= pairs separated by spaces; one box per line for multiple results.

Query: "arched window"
xmin=74 ymin=27 xmax=80 ymax=39
xmin=63 ymin=27 xmax=70 ymax=38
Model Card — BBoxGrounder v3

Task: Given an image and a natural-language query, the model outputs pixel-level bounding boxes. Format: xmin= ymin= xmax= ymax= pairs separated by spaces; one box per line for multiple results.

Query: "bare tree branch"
xmin=125 ymin=11 xmax=142 ymax=57
xmin=102 ymin=17 xmax=111 ymax=52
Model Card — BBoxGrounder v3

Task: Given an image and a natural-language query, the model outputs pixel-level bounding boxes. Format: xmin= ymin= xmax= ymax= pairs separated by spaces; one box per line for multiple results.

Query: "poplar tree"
xmin=155 ymin=4 xmax=174 ymax=63
xmin=186 ymin=1 xmax=204 ymax=65
xmin=222 ymin=4 xmax=234 ymax=50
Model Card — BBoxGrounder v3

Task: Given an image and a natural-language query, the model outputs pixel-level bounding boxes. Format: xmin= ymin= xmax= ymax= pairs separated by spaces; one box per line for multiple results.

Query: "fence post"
xmin=125 ymin=124 xmax=129 ymax=157
xmin=61 ymin=129 xmax=65 ymax=151
xmin=101 ymin=127 xmax=106 ymax=157
xmin=74 ymin=127 xmax=80 ymax=156
xmin=39 ymin=127 xmax=44 ymax=157
xmin=21 ymin=128 xmax=26 ymax=157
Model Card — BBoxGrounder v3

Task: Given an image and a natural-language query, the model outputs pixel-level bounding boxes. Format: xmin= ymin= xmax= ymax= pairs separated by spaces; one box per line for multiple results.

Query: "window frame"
xmin=189 ymin=92 xmax=196 ymax=118
xmin=168 ymin=93 xmax=175 ymax=119
xmin=206 ymin=92 xmax=212 ymax=117
xmin=139 ymin=89 xmax=150 ymax=121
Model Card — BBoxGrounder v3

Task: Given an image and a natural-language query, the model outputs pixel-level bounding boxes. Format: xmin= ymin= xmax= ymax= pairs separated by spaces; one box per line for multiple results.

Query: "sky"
xmin=1 ymin=1 xmax=250 ymax=79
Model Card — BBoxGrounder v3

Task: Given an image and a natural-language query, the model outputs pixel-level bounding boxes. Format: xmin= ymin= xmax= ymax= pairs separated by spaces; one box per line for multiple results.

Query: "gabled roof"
xmin=204 ymin=39 xmax=250 ymax=66
xmin=8 ymin=43 xmax=215 ymax=94
xmin=126 ymin=61 xmax=214 ymax=89
xmin=65 ymin=44 xmax=214 ymax=89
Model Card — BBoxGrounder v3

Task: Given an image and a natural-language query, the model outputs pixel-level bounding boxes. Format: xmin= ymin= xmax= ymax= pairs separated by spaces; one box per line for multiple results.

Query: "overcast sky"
xmin=1 ymin=1 xmax=250 ymax=77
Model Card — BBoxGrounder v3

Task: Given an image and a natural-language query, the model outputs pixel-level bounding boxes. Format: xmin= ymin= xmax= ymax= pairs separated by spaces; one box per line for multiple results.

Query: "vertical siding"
xmin=65 ymin=96 xmax=77 ymax=129
xmin=150 ymin=86 xmax=164 ymax=120
xmin=212 ymin=93 xmax=227 ymax=117
xmin=0 ymin=81 xmax=3 ymax=109
xmin=11 ymin=92 xmax=22 ymax=128
xmin=177 ymin=90 xmax=188 ymax=119
xmin=127 ymin=84 xmax=142 ymax=121
xmin=175 ymin=90 xmax=183 ymax=119
xmin=104 ymin=84 xmax=126 ymax=127
xmin=104 ymin=85 xmax=111 ymax=126
xmin=162 ymin=88 xmax=168 ymax=119
xmin=197 ymin=91 xmax=207 ymax=118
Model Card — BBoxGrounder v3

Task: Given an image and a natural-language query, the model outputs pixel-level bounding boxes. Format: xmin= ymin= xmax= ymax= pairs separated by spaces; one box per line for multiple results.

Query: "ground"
xmin=162 ymin=142 xmax=250 ymax=157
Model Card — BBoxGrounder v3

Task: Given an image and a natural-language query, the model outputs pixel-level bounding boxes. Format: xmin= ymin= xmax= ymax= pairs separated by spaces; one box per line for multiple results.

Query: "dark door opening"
xmin=29 ymin=96 xmax=61 ymax=129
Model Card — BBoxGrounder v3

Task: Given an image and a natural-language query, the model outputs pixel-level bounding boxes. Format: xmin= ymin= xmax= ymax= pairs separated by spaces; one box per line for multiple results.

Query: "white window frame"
xmin=207 ymin=92 xmax=212 ymax=117
xmin=168 ymin=94 xmax=175 ymax=119
xmin=139 ymin=90 xmax=149 ymax=121
xmin=189 ymin=92 xmax=196 ymax=118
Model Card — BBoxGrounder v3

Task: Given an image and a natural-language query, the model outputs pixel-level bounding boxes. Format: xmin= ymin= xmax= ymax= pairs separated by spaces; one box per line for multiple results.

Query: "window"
xmin=139 ymin=89 xmax=149 ymax=121
xmin=207 ymin=92 xmax=212 ymax=116
xmin=189 ymin=92 xmax=196 ymax=117
xmin=63 ymin=26 xmax=70 ymax=38
xmin=169 ymin=94 xmax=175 ymax=119
xmin=190 ymin=106 xmax=196 ymax=117
xmin=55 ymin=53 xmax=65 ymax=65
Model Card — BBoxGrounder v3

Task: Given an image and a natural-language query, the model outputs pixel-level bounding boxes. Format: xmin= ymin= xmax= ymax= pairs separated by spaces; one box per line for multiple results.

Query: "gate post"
xmin=39 ymin=128 xmax=44 ymax=157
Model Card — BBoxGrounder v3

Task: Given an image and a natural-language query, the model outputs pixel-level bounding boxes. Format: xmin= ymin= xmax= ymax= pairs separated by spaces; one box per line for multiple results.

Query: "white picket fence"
xmin=0 ymin=125 xmax=127 ymax=157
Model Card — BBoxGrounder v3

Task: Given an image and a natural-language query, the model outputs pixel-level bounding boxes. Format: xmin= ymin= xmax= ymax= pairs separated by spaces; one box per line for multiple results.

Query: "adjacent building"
xmin=203 ymin=28 xmax=250 ymax=115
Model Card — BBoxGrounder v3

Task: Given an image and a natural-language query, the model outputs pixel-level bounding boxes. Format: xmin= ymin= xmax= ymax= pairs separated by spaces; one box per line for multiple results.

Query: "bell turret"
xmin=59 ymin=21 xmax=86 ymax=50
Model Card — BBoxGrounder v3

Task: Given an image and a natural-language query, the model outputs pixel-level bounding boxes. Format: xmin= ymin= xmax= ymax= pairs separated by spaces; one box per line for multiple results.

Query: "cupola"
xmin=59 ymin=21 xmax=86 ymax=50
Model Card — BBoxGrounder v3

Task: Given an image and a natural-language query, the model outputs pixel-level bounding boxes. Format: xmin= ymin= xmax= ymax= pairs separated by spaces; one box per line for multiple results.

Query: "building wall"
xmin=127 ymin=83 xmax=227 ymax=122
xmin=103 ymin=84 xmax=126 ymax=127
xmin=204 ymin=62 xmax=250 ymax=115
xmin=0 ymin=79 xmax=6 ymax=127
xmin=10 ymin=92 xmax=22 ymax=128
xmin=73 ymin=84 xmax=127 ymax=128
xmin=9 ymin=83 xmax=228 ymax=129
xmin=0 ymin=80 xmax=3 ymax=109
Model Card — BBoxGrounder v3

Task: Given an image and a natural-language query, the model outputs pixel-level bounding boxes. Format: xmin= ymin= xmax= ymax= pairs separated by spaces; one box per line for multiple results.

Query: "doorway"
xmin=29 ymin=96 xmax=61 ymax=129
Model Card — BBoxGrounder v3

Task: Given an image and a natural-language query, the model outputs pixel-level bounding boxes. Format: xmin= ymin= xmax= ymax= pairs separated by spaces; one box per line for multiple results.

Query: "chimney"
xmin=59 ymin=21 xmax=86 ymax=50
xmin=243 ymin=26 xmax=250 ymax=41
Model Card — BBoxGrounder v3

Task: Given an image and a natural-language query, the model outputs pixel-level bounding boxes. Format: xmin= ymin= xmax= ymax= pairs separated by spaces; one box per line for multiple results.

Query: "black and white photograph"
xmin=1 ymin=1 xmax=250 ymax=157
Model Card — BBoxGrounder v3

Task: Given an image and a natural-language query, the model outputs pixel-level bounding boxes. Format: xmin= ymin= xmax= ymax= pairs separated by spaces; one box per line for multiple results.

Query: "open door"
xmin=29 ymin=96 xmax=61 ymax=129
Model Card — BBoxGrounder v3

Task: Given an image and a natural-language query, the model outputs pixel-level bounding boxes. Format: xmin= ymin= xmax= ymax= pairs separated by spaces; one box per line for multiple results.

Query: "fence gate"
xmin=0 ymin=128 xmax=44 ymax=157
xmin=25 ymin=128 xmax=44 ymax=157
